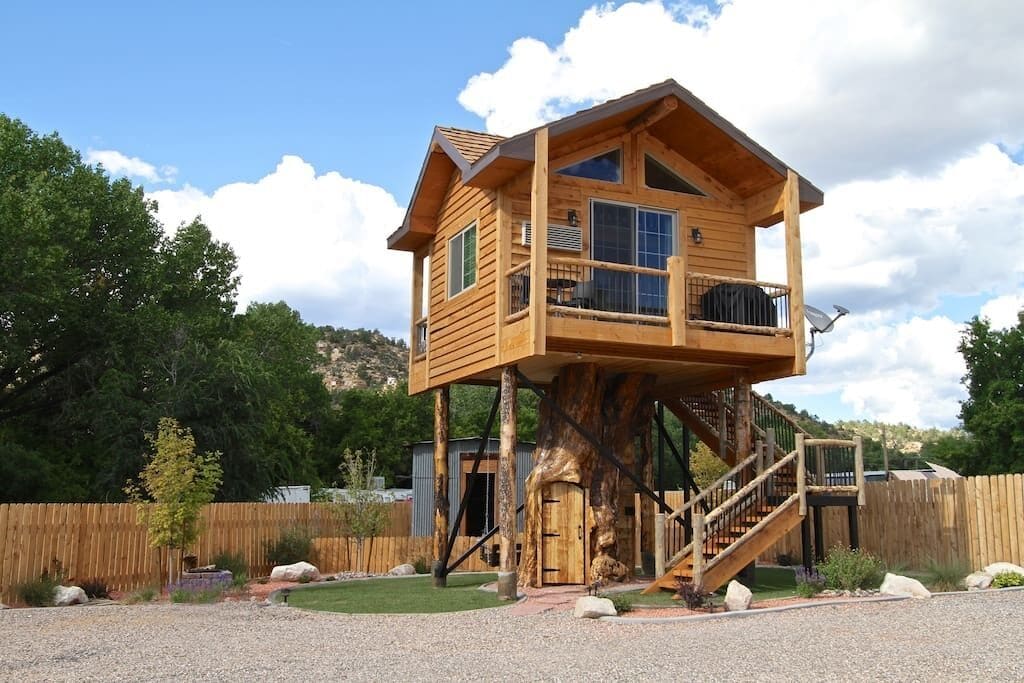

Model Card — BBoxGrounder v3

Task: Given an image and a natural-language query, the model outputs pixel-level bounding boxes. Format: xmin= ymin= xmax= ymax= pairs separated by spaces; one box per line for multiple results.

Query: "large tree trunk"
xmin=519 ymin=363 xmax=654 ymax=587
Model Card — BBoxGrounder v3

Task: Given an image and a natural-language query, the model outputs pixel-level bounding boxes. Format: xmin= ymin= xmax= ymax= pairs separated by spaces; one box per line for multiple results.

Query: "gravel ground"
xmin=0 ymin=590 xmax=1021 ymax=682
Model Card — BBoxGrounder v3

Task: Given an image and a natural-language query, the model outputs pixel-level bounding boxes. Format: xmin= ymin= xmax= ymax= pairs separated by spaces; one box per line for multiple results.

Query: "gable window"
xmin=644 ymin=154 xmax=705 ymax=196
xmin=556 ymin=148 xmax=622 ymax=183
xmin=448 ymin=222 xmax=477 ymax=298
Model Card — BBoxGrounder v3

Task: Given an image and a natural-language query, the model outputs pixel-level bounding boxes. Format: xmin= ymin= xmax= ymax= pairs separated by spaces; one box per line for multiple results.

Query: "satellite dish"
xmin=805 ymin=304 xmax=849 ymax=360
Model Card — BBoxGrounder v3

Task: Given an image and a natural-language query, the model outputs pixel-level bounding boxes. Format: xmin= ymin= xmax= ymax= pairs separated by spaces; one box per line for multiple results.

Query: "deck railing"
xmin=686 ymin=272 xmax=791 ymax=335
xmin=802 ymin=437 xmax=866 ymax=502
xmin=545 ymin=257 xmax=671 ymax=324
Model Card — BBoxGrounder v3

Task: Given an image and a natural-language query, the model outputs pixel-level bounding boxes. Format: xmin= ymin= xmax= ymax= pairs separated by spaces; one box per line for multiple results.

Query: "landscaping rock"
xmin=53 ymin=585 xmax=88 ymax=606
xmin=573 ymin=596 xmax=616 ymax=618
xmin=879 ymin=573 xmax=931 ymax=599
xmin=964 ymin=571 xmax=993 ymax=591
xmin=270 ymin=561 xmax=320 ymax=582
xmin=387 ymin=563 xmax=416 ymax=576
xmin=983 ymin=562 xmax=1024 ymax=577
xmin=724 ymin=580 xmax=752 ymax=611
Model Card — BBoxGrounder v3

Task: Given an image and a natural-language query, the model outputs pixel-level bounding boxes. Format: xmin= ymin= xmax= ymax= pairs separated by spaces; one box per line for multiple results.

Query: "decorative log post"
xmin=854 ymin=436 xmax=866 ymax=507
xmin=432 ymin=386 xmax=450 ymax=587
xmin=654 ymin=513 xmax=666 ymax=578
xmin=691 ymin=511 xmax=706 ymax=589
xmin=497 ymin=366 xmax=518 ymax=600
xmin=796 ymin=433 xmax=807 ymax=516
xmin=734 ymin=372 xmax=752 ymax=465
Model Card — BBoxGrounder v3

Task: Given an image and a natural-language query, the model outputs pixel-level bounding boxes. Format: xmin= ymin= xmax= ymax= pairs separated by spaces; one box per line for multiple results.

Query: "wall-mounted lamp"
xmin=567 ymin=209 xmax=579 ymax=227
xmin=690 ymin=227 xmax=703 ymax=245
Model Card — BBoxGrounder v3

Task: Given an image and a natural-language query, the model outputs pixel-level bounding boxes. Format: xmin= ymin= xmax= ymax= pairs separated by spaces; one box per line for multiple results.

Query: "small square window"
xmin=448 ymin=223 xmax=477 ymax=297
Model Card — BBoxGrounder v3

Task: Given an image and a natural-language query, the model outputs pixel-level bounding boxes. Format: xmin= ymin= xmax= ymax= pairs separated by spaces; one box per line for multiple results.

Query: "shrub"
xmin=15 ymin=574 xmax=59 ymax=607
xmin=794 ymin=566 xmax=825 ymax=597
xmin=265 ymin=526 xmax=314 ymax=567
xmin=602 ymin=592 xmax=633 ymax=614
xmin=991 ymin=571 xmax=1024 ymax=589
xmin=923 ymin=559 xmax=968 ymax=592
xmin=170 ymin=587 xmax=222 ymax=604
xmin=79 ymin=578 xmax=110 ymax=599
xmin=673 ymin=578 xmax=714 ymax=611
xmin=412 ymin=556 xmax=430 ymax=575
xmin=818 ymin=546 xmax=884 ymax=591
xmin=211 ymin=550 xmax=249 ymax=588
xmin=125 ymin=586 xmax=157 ymax=604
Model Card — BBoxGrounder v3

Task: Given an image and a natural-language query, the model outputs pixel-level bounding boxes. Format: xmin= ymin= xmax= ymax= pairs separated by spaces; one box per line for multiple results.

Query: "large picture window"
xmin=591 ymin=200 xmax=675 ymax=315
xmin=448 ymin=223 xmax=477 ymax=298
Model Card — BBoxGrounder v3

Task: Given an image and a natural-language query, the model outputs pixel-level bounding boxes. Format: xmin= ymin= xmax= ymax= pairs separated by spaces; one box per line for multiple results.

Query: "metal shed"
xmin=411 ymin=437 xmax=535 ymax=537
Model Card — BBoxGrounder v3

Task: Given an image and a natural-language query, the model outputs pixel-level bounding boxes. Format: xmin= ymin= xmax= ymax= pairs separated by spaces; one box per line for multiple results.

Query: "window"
xmin=591 ymin=200 xmax=675 ymax=315
xmin=644 ymin=154 xmax=705 ymax=196
xmin=448 ymin=223 xmax=477 ymax=297
xmin=556 ymin=148 xmax=622 ymax=183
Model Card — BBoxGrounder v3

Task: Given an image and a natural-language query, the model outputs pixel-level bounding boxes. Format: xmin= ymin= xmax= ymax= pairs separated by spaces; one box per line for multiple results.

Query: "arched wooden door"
xmin=540 ymin=482 xmax=587 ymax=585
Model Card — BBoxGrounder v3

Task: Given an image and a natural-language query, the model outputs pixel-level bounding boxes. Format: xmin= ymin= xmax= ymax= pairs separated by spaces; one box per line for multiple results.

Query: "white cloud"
xmin=458 ymin=0 xmax=1024 ymax=185
xmin=979 ymin=292 xmax=1024 ymax=330
xmin=85 ymin=149 xmax=177 ymax=184
xmin=149 ymin=156 xmax=409 ymax=338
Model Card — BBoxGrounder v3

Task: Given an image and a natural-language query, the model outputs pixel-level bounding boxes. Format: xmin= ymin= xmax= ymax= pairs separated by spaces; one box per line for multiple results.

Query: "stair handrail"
xmin=664 ymin=450 xmax=760 ymax=524
xmin=704 ymin=450 xmax=798 ymax=527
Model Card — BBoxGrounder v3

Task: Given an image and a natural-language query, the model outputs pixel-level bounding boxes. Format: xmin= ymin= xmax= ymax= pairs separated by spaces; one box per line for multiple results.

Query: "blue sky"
xmin=4 ymin=1 xmax=1023 ymax=428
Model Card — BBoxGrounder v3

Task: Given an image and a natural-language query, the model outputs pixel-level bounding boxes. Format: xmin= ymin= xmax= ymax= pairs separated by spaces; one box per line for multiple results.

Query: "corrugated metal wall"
xmin=411 ymin=438 xmax=535 ymax=537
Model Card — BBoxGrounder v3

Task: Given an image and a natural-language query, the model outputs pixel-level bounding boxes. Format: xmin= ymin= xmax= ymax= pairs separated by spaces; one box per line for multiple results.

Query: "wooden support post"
xmin=848 ymin=505 xmax=860 ymax=550
xmin=812 ymin=506 xmax=825 ymax=563
xmin=654 ymin=513 xmax=666 ymax=578
xmin=755 ymin=439 xmax=764 ymax=477
xmin=784 ymin=169 xmax=806 ymax=375
xmin=800 ymin=515 xmax=812 ymax=570
xmin=692 ymin=511 xmax=705 ymax=588
xmin=765 ymin=427 xmax=776 ymax=466
xmin=495 ymin=190 xmax=512 ymax=360
xmin=854 ymin=436 xmax=866 ymax=506
xmin=529 ymin=127 xmax=549 ymax=356
xmin=816 ymin=445 xmax=826 ymax=487
xmin=667 ymin=255 xmax=687 ymax=346
xmin=432 ymin=387 xmax=450 ymax=587
xmin=796 ymin=433 xmax=807 ymax=516
xmin=734 ymin=373 xmax=752 ymax=464
xmin=717 ymin=392 xmax=728 ymax=462
xmin=497 ymin=366 xmax=518 ymax=599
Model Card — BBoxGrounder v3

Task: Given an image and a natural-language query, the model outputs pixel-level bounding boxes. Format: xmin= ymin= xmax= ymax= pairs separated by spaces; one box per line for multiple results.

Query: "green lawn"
xmin=284 ymin=573 xmax=508 ymax=614
xmin=627 ymin=566 xmax=798 ymax=607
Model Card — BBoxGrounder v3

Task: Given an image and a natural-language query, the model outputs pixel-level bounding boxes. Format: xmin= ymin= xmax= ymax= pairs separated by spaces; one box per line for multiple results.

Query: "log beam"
xmin=628 ymin=96 xmax=678 ymax=133
xmin=784 ymin=169 xmax=807 ymax=375
xmin=497 ymin=366 xmax=518 ymax=599
xmin=432 ymin=387 xmax=450 ymax=587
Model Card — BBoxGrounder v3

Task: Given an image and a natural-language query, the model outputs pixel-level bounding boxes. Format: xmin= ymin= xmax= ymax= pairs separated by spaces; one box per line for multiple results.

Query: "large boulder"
xmin=270 ymin=561 xmax=320 ymax=582
xmin=879 ymin=573 xmax=931 ymax=599
xmin=964 ymin=571 xmax=993 ymax=591
xmin=387 ymin=563 xmax=416 ymax=576
xmin=53 ymin=585 xmax=89 ymax=606
xmin=724 ymin=580 xmax=752 ymax=611
xmin=983 ymin=562 xmax=1024 ymax=577
xmin=573 ymin=596 xmax=617 ymax=619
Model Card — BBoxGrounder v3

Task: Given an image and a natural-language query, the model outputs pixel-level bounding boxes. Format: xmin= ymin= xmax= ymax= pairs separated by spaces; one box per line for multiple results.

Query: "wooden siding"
xmin=426 ymin=172 xmax=498 ymax=386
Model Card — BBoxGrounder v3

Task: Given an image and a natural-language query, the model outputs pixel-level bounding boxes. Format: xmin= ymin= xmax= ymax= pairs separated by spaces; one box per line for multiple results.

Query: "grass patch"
xmin=628 ymin=566 xmax=799 ymax=607
xmin=286 ymin=572 xmax=506 ymax=614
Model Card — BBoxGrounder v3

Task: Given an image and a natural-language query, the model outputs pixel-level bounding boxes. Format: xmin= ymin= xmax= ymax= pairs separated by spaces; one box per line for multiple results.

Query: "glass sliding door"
xmin=591 ymin=201 xmax=674 ymax=315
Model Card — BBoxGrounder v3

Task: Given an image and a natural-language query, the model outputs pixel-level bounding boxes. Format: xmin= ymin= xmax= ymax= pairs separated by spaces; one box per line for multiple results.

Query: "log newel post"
xmin=717 ymin=392 xmax=728 ymax=461
xmin=667 ymin=255 xmax=687 ymax=346
xmin=734 ymin=372 xmax=752 ymax=463
xmin=432 ymin=386 xmax=450 ymax=587
xmin=815 ymin=445 xmax=826 ymax=487
xmin=755 ymin=439 xmax=764 ymax=476
xmin=691 ymin=511 xmax=705 ymax=589
xmin=497 ymin=366 xmax=518 ymax=599
xmin=796 ymin=433 xmax=807 ymax=516
xmin=854 ymin=436 xmax=866 ymax=507
xmin=654 ymin=512 xmax=666 ymax=578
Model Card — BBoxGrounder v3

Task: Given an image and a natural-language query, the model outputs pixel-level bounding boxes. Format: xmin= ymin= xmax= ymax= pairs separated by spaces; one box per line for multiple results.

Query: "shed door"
xmin=540 ymin=482 xmax=586 ymax=585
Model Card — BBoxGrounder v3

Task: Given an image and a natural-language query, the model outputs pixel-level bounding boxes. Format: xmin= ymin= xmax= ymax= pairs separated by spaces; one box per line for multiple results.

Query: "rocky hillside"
xmin=314 ymin=326 xmax=407 ymax=392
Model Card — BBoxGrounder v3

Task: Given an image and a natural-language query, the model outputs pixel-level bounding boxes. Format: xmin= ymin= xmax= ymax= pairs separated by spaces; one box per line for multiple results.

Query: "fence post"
xmin=854 ymin=436 xmax=866 ymax=507
xmin=796 ymin=434 xmax=806 ymax=516
xmin=692 ymin=511 xmax=705 ymax=589
xmin=654 ymin=513 xmax=666 ymax=577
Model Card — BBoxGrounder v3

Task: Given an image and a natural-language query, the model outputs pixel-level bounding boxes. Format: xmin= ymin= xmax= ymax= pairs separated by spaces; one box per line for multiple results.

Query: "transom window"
xmin=448 ymin=222 xmax=477 ymax=298
xmin=556 ymin=148 xmax=622 ymax=183
xmin=644 ymin=154 xmax=705 ymax=196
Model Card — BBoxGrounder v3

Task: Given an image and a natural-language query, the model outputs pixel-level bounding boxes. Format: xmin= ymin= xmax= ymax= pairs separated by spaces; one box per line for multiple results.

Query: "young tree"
xmin=332 ymin=449 xmax=390 ymax=572
xmin=125 ymin=418 xmax=223 ymax=584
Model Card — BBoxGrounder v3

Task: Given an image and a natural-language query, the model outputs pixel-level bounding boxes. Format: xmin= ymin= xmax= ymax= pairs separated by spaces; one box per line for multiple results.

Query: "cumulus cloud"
xmin=979 ymin=293 xmax=1024 ymax=330
xmin=458 ymin=0 xmax=1024 ymax=185
xmin=149 ymin=156 xmax=409 ymax=338
xmin=85 ymin=149 xmax=177 ymax=184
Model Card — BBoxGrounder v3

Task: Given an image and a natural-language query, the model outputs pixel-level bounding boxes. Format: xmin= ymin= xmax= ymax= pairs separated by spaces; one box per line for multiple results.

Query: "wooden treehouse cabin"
xmin=387 ymin=80 xmax=865 ymax=599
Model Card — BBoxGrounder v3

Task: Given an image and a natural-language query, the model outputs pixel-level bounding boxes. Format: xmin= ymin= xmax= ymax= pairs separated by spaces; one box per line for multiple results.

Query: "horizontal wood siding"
xmin=427 ymin=172 xmax=498 ymax=386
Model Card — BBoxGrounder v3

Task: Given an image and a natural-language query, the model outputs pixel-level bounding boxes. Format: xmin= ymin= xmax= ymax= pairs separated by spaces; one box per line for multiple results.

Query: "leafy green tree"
xmin=125 ymin=418 xmax=223 ymax=584
xmin=332 ymin=448 xmax=390 ymax=572
xmin=689 ymin=442 xmax=730 ymax=489
xmin=955 ymin=313 xmax=1024 ymax=474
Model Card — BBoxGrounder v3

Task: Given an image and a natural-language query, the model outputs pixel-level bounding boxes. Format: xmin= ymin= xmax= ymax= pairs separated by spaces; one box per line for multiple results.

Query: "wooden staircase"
xmin=645 ymin=391 xmax=865 ymax=595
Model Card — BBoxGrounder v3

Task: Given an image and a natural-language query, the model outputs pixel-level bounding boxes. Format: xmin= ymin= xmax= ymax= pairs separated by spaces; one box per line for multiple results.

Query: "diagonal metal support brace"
xmin=651 ymin=408 xmax=709 ymax=515
xmin=440 ymin=388 xmax=501 ymax=577
xmin=515 ymin=369 xmax=674 ymax=515
xmin=446 ymin=503 xmax=525 ymax=574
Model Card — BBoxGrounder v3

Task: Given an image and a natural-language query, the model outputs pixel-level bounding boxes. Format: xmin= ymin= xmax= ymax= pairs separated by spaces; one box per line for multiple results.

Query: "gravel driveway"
xmin=1 ymin=590 xmax=1021 ymax=681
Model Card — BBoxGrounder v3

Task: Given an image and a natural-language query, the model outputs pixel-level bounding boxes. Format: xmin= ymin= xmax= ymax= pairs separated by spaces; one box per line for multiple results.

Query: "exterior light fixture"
xmin=690 ymin=227 xmax=703 ymax=244
xmin=568 ymin=209 xmax=579 ymax=227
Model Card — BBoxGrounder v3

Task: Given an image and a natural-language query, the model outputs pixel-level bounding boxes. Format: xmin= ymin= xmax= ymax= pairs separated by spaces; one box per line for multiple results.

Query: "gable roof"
xmin=389 ymin=79 xmax=824 ymax=251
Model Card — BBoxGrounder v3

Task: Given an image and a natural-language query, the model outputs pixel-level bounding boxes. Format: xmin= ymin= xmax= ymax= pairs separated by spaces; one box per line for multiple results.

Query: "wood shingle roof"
xmin=435 ymin=127 xmax=504 ymax=164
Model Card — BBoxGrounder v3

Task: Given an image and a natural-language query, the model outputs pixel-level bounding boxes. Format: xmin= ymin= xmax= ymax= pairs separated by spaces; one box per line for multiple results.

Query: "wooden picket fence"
xmin=1 ymin=475 xmax=1021 ymax=604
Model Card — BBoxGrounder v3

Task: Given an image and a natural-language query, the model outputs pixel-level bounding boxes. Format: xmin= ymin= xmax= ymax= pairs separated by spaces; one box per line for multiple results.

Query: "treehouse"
xmin=388 ymin=80 xmax=864 ymax=599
